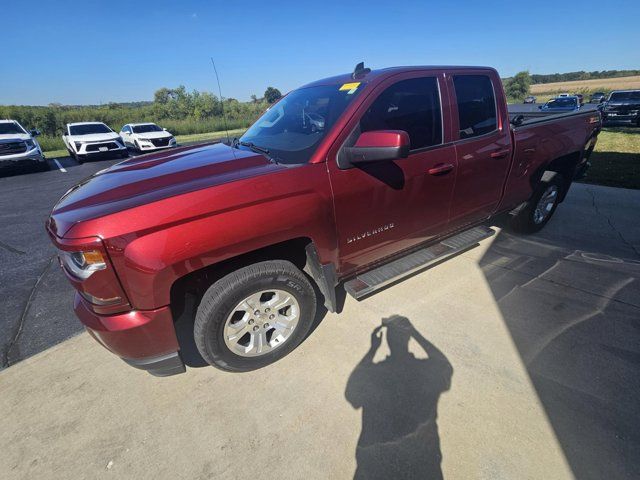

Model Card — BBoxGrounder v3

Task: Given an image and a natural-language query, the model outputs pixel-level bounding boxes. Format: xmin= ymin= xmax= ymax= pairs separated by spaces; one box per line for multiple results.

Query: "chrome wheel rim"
xmin=223 ymin=289 xmax=300 ymax=357
xmin=533 ymin=185 xmax=559 ymax=224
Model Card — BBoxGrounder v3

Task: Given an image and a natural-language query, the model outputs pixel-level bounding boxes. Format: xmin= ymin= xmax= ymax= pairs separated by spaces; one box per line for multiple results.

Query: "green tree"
xmin=264 ymin=87 xmax=282 ymax=104
xmin=504 ymin=71 xmax=532 ymax=101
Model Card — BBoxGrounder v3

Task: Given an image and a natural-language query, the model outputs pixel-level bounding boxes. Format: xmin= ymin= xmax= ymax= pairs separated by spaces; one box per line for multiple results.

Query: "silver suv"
xmin=0 ymin=119 xmax=46 ymax=172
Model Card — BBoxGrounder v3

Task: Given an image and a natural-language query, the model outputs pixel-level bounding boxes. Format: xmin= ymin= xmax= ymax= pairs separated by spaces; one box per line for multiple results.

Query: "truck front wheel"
xmin=194 ymin=260 xmax=317 ymax=372
xmin=511 ymin=173 xmax=564 ymax=234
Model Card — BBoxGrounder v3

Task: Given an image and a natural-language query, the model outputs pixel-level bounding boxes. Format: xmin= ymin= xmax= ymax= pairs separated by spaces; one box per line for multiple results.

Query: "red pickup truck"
xmin=47 ymin=65 xmax=601 ymax=376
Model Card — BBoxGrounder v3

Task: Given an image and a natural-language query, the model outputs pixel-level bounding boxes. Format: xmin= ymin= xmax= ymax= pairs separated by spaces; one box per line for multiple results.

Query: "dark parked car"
xmin=590 ymin=92 xmax=606 ymax=103
xmin=539 ymin=96 xmax=580 ymax=112
xmin=603 ymin=90 xmax=640 ymax=126
xmin=524 ymin=95 xmax=537 ymax=104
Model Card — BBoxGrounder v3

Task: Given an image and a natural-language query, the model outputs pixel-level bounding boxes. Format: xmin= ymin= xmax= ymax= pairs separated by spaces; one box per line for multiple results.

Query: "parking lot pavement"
xmin=0 ymin=155 xmax=121 ymax=368
xmin=0 ymin=182 xmax=638 ymax=479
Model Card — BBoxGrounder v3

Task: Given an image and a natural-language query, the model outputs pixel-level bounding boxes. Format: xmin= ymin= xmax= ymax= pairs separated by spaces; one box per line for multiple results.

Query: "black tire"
xmin=194 ymin=260 xmax=317 ymax=372
xmin=511 ymin=173 xmax=565 ymax=234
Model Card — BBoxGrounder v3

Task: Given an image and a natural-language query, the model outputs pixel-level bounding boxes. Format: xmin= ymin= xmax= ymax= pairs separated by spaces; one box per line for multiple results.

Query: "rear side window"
xmin=453 ymin=75 xmax=497 ymax=139
xmin=360 ymin=77 xmax=442 ymax=150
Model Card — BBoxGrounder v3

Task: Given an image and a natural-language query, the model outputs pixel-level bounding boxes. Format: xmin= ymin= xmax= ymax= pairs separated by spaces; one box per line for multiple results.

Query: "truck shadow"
xmin=345 ymin=315 xmax=452 ymax=480
xmin=479 ymin=226 xmax=640 ymax=479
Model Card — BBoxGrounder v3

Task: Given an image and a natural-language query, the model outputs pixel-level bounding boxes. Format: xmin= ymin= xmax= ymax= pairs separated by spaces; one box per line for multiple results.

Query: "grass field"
xmin=579 ymin=127 xmax=640 ymax=190
xmin=530 ymin=75 xmax=640 ymax=95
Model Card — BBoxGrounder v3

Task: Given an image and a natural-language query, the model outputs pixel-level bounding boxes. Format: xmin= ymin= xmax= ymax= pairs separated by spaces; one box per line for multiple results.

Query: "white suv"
xmin=0 ymin=119 xmax=46 ymax=172
xmin=120 ymin=123 xmax=177 ymax=152
xmin=62 ymin=122 xmax=128 ymax=163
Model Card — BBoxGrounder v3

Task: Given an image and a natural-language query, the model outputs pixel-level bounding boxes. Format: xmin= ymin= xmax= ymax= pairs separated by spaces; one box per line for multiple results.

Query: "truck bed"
xmin=498 ymin=106 xmax=601 ymax=211
xmin=507 ymin=103 xmax=600 ymax=126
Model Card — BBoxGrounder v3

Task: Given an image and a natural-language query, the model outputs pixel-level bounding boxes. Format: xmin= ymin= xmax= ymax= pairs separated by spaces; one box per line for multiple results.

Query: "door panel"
xmin=327 ymin=73 xmax=457 ymax=275
xmin=329 ymin=145 xmax=457 ymax=273
xmin=446 ymin=72 xmax=512 ymax=228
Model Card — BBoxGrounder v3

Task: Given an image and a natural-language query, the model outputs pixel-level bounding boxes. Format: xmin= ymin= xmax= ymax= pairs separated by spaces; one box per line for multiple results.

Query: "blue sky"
xmin=3 ymin=0 xmax=639 ymax=105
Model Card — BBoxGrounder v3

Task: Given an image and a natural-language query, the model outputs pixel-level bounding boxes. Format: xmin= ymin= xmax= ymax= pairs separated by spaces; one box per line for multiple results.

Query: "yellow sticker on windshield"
xmin=339 ymin=82 xmax=360 ymax=94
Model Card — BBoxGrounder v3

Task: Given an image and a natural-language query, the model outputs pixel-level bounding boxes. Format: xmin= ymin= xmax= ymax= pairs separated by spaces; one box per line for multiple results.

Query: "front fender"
xmin=105 ymin=164 xmax=337 ymax=309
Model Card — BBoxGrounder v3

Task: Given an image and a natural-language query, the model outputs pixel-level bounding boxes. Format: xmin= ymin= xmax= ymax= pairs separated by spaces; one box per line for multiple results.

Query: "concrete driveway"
xmin=1 ymin=183 xmax=639 ymax=479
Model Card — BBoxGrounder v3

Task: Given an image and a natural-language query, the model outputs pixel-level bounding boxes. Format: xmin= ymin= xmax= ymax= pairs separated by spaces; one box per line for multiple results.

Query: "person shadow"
xmin=345 ymin=315 xmax=453 ymax=480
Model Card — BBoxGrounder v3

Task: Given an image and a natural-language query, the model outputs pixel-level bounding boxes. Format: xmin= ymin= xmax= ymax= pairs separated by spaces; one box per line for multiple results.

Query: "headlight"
xmin=60 ymin=249 xmax=106 ymax=280
xmin=25 ymin=139 xmax=36 ymax=149
xmin=141 ymin=137 xmax=154 ymax=143
xmin=169 ymin=137 xmax=176 ymax=144
xmin=74 ymin=141 xmax=83 ymax=150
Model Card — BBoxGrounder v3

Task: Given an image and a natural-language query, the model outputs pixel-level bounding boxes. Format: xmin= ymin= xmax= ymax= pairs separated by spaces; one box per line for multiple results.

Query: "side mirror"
xmin=343 ymin=130 xmax=410 ymax=166
xmin=163 ymin=127 xmax=168 ymax=131
xmin=30 ymin=129 xmax=41 ymax=136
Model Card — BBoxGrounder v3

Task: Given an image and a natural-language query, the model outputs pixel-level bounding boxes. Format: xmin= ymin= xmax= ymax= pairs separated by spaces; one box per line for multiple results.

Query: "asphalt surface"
xmin=0 ymin=181 xmax=638 ymax=479
xmin=0 ymin=143 xmax=216 ymax=368
xmin=0 ymin=153 xmax=124 ymax=368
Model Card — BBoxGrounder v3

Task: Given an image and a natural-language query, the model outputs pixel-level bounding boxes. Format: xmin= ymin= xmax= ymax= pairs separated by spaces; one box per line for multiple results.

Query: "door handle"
xmin=490 ymin=149 xmax=510 ymax=159
xmin=428 ymin=163 xmax=454 ymax=176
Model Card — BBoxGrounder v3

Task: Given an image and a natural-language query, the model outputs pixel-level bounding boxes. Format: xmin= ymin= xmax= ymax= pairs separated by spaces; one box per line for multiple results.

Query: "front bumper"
xmin=137 ymin=141 xmax=177 ymax=151
xmin=603 ymin=113 xmax=639 ymax=123
xmin=74 ymin=294 xmax=185 ymax=376
xmin=0 ymin=149 xmax=45 ymax=169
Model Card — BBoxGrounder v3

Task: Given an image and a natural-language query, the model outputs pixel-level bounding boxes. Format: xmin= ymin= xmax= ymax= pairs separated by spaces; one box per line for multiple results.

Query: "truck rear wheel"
xmin=194 ymin=260 xmax=317 ymax=372
xmin=511 ymin=173 xmax=564 ymax=234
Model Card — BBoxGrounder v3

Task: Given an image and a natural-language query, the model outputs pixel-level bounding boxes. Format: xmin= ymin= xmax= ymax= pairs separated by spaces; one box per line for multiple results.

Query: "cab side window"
xmin=452 ymin=75 xmax=497 ymax=139
xmin=360 ymin=77 xmax=442 ymax=150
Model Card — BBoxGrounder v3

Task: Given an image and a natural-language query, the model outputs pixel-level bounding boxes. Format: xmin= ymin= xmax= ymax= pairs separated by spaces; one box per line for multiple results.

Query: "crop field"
xmin=530 ymin=75 xmax=640 ymax=95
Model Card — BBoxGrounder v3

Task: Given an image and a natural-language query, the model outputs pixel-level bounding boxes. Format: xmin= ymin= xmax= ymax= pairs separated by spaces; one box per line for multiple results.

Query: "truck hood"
xmin=0 ymin=133 xmax=30 ymax=141
xmin=50 ymin=142 xmax=284 ymax=237
xmin=68 ymin=133 xmax=121 ymax=143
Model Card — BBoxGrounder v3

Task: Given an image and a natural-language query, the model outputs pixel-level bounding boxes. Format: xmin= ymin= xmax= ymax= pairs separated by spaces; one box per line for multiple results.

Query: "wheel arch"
xmin=169 ymin=236 xmax=338 ymax=325
xmin=541 ymin=151 xmax=582 ymax=202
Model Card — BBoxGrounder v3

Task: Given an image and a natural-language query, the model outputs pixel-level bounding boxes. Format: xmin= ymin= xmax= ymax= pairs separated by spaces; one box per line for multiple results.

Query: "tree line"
xmin=530 ymin=69 xmax=640 ymax=84
xmin=0 ymin=86 xmax=283 ymax=138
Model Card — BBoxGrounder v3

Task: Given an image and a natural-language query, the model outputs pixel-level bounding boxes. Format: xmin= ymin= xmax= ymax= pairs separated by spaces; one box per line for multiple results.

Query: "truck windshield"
xmin=69 ymin=124 xmax=112 ymax=135
xmin=609 ymin=91 xmax=640 ymax=101
xmin=132 ymin=124 xmax=163 ymax=133
xmin=0 ymin=122 xmax=26 ymax=135
xmin=240 ymin=84 xmax=363 ymax=164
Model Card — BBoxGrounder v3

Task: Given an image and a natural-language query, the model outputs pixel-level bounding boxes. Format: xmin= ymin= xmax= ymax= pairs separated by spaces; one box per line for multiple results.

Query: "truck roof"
xmin=302 ymin=65 xmax=497 ymax=89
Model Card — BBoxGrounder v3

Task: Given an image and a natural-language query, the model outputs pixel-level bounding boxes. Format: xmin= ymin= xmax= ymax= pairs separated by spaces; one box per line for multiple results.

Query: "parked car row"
xmin=531 ymin=90 xmax=640 ymax=125
xmin=1 ymin=118 xmax=180 ymax=174
xmin=63 ymin=122 xmax=177 ymax=163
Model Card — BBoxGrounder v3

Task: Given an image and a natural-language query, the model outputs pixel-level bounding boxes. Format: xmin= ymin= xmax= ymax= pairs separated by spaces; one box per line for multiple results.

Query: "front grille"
xmin=85 ymin=142 xmax=119 ymax=152
xmin=151 ymin=137 xmax=171 ymax=147
xmin=0 ymin=141 xmax=27 ymax=156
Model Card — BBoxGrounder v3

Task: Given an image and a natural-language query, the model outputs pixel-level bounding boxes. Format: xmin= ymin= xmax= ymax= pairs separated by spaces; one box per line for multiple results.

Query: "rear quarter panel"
xmin=499 ymin=112 xmax=600 ymax=210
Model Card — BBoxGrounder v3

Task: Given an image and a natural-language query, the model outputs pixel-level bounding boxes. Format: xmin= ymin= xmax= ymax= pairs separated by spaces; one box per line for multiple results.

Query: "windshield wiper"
xmin=236 ymin=140 xmax=278 ymax=164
